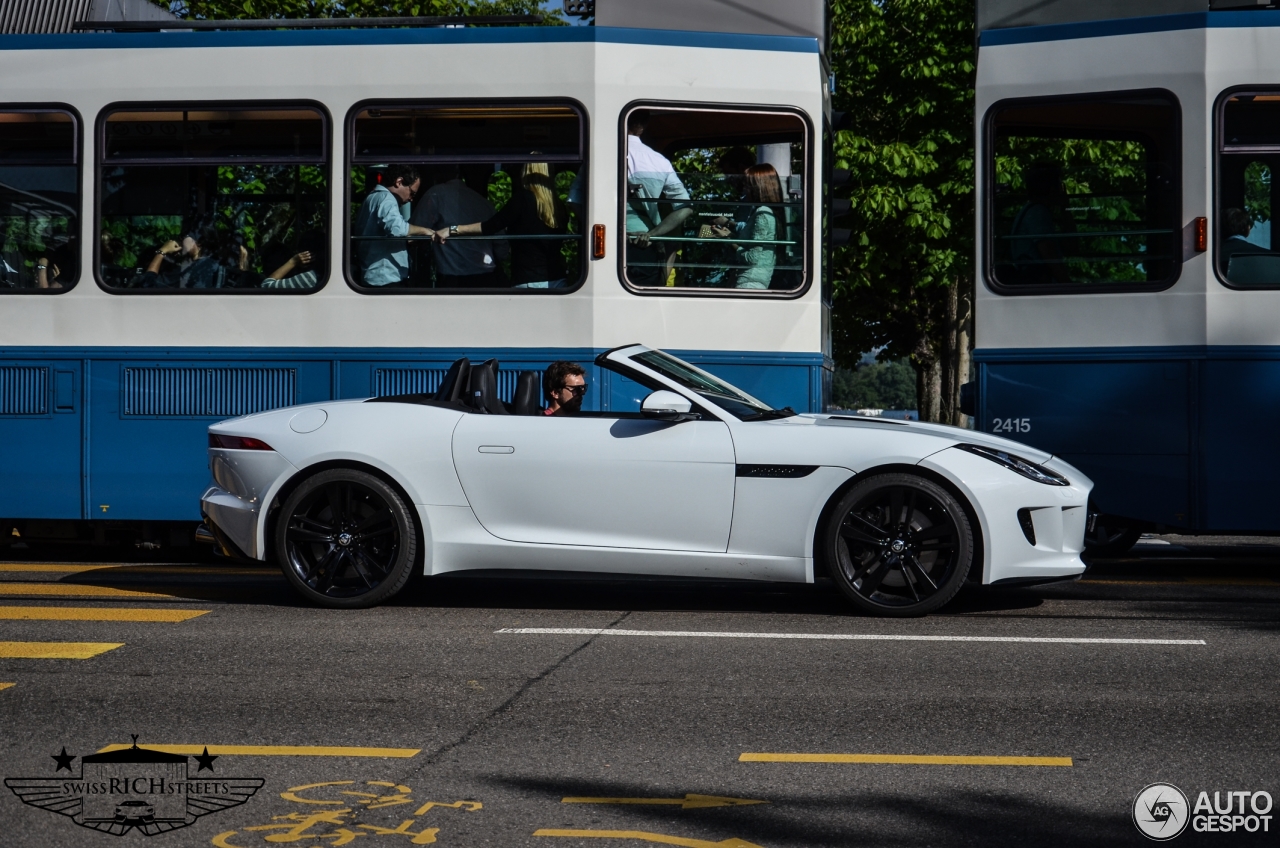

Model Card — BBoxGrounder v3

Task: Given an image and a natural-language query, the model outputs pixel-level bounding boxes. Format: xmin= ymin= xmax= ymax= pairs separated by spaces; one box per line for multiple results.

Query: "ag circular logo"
xmin=1134 ymin=783 xmax=1190 ymax=840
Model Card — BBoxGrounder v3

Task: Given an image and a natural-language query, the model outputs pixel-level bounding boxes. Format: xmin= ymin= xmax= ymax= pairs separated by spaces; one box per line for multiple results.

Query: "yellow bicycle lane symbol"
xmin=212 ymin=781 xmax=481 ymax=846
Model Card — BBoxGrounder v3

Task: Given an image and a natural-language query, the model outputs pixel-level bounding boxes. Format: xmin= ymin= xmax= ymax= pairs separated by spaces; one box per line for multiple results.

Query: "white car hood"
xmin=807 ymin=414 xmax=1055 ymax=464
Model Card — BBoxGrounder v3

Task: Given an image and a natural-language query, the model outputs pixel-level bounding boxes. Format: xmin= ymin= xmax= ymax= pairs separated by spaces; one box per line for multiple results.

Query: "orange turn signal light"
xmin=592 ymin=224 xmax=606 ymax=259
xmin=1195 ymin=216 xmax=1207 ymax=253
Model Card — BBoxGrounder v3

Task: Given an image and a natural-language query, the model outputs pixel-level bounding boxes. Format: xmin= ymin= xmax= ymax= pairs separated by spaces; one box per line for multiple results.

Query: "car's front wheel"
xmin=275 ymin=468 xmax=418 ymax=608
xmin=823 ymin=472 xmax=974 ymax=617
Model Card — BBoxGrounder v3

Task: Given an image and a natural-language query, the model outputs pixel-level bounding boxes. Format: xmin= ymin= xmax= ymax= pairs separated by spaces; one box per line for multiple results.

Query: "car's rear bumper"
xmin=201 ymin=486 xmax=262 ymax=560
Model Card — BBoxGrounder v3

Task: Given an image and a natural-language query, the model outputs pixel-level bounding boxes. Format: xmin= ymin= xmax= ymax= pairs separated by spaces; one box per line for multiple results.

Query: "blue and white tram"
xmin=0 ymin=8 xmax=834 ymax=533
xmin=974 ymin=1 xmax=1280 ymax=546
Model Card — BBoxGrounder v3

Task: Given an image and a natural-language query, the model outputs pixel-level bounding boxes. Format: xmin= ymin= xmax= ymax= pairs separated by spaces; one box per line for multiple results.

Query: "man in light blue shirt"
xmin=354 ymin=165 xmax=435 ymax=287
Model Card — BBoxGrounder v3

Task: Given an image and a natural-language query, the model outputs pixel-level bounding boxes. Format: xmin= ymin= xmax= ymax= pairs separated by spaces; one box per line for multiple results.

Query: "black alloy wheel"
xmin=275 ymin=468 xmax=417 ymax=609
xmin=825 ymin=473 xmax=974 ymax=616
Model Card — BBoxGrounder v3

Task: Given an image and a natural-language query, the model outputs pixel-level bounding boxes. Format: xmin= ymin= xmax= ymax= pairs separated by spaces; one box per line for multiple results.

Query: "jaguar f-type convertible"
xmin=200 ymin=344 xmax=1091 ymax=616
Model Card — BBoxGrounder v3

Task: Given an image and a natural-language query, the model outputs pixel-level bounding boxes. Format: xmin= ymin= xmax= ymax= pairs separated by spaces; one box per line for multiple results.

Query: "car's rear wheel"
xmin=824 ymin=472 xmax=974 ymax=617
xmin=275 ymin=468 xmax=417 ymax=608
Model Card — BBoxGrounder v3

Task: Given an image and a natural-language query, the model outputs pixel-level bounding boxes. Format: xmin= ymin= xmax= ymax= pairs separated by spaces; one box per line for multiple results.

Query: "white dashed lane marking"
xmin=496 ymin=628 xmax=1206 ymax=645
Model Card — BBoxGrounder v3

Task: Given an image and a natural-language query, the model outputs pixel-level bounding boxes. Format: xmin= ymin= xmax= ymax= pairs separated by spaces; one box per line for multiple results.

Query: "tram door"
xmin=0 ymin=360 xmax=82 ymax=519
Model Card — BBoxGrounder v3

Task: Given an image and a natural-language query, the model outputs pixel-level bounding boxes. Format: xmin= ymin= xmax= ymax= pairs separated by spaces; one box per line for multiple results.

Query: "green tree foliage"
xmin=831 ymin=359 xmax=917 ymax=410
xmin=165 ymin=0 xmax=560 ymax=22
xmin=828 ymin=0 xmax=975 ymax=419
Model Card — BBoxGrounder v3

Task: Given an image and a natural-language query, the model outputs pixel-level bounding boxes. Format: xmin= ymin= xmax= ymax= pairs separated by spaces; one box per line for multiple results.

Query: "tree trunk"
xmin=913 ymin=336 xmax=942 ymax=423
xmin=939 ymin=282 xmax=959 ymax=425
xmin=956 ymin=281 xmax=973 ymax=428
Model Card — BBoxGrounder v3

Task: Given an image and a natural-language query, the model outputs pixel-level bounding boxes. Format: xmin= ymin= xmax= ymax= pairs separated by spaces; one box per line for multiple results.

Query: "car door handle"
xmin=477 ymin=445 xmax=515 ymax=454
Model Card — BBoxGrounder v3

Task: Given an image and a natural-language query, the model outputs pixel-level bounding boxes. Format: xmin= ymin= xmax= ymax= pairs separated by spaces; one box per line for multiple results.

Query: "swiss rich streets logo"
xmin=4 ymin=737 xmax=264 ymax=836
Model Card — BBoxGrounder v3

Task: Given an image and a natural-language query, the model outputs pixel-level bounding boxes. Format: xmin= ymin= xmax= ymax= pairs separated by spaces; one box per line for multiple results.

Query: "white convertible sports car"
xmin=200 ymin=344 xmax=1092 ymax=616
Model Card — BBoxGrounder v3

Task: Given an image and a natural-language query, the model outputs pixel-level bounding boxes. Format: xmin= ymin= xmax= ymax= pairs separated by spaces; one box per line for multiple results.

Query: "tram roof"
xmin=979 ymin=1 xmax=1280 ymax=46
xmin=0 ymin=23 xmax=821 ymax=53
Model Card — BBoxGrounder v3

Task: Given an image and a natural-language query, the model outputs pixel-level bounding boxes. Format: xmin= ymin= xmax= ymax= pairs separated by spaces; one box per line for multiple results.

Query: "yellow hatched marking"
xmin=0 ymin=682 xmax=14 ymax=691
xmin=0 ymin=606 xmax=209 ymax=622
xmin=0 ymin=641 xmax=123 ymax=659
xmin=96 ymin=744 xmax=420 ymax=758
xmin=739 ymin=753 xmax=1072 ymax=766
xmin=0 ymin=583 xmax=170 ymax=598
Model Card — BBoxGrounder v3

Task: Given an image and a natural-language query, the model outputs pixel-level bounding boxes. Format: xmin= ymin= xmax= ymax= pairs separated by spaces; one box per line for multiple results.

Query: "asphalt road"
xmin=0 ymin=536 xmax=1277 ymax=847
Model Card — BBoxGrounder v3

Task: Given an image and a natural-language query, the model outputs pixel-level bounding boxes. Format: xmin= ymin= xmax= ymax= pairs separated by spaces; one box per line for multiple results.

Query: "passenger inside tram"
xmin=618 ymin=106 xmax=807 ymax=291
xmin=436 ymin=163 xmax=571 ymax=289
xmin=1008 ymin=163 xmax=1075 ymax=286
xmin=99 ymin=107 xmax=331 ymax=292
xmin=411 ymin=165 xmax=507 ymax=288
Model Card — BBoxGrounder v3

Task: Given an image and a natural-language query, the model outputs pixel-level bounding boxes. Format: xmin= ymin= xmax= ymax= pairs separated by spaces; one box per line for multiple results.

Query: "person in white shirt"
xmin=625 ymin=110 xmax=693 ymax=286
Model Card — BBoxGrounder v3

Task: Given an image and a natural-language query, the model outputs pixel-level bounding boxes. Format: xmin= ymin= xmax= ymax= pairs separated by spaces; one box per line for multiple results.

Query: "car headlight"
xmin=954 ymin=443 xmax=1069 ymax=486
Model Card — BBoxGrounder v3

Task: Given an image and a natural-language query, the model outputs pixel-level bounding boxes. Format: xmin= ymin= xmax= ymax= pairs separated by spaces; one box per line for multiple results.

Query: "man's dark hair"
xmin=1224 ymin=207 xmax=1252 ymax=238
xmin=627 ymin=109 xmax=651 ymax=134
xmin=544 ymin=360 xmax=586 ymax=400
xmin=383 ymin=164 xmax=420 ymax=188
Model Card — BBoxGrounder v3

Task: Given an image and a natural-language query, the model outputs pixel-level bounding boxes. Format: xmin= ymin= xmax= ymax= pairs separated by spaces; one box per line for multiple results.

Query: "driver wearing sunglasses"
xmin=543 ymin=360 xmax=587 ymax=416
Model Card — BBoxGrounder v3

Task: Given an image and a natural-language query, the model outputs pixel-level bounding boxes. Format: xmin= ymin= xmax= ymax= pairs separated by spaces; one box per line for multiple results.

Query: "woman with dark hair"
xmin=136 ymin=225 xmax=227 ymax=288
xmin=713 ymin=162 xmax=784 ymax=289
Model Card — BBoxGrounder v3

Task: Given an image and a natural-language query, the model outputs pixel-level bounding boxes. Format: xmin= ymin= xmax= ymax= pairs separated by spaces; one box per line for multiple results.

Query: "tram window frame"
xmin=617 ymin=101 xmax=814 ymax=299
xmin=983 ymin=89 xmax=1183 ymax=297
xmin=94 ymin=100 xmax=333 ymax=296
xmin=0 ymin=105 xmax=82 ymax=296
xmin=1214 ymin=87 xmax=1280 ymax=290
xmin=343 ymin=98 xmax=588 ymax=295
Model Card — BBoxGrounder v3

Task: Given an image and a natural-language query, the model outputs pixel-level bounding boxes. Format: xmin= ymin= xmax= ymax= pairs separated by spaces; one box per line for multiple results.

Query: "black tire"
xmin=824 ymin=472 xmax=975 ymax=616
xmin=1083 ymin=513 xmax=1142 ymax=556
xmin=275 ymin=468 xmax=418 ymax=609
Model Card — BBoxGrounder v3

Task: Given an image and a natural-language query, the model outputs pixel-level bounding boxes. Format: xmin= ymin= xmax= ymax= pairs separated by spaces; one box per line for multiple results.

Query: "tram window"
xmin=0 ymin=109 xmax=79 ymax=293
xmin=620 ymin=105 xmax=808 ymax=294
xmin=347 ymin=103 xmax=585 ymax=293
xmin=98 ymin=106 xmax=329 ymax=293
xmin=1218 ymin=93 xmax=1280 ymax=288
xmin=987 ymin=92 xmax=1180 ymax=293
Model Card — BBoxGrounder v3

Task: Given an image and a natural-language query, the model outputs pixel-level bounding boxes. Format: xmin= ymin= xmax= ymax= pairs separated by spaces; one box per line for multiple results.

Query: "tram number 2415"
xmin=991 ymin=418 xmax=1032 ymax=434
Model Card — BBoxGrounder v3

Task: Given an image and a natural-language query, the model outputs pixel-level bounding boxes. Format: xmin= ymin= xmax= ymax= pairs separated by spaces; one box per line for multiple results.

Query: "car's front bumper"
xmin=918 ymin=449 xmax=1092 ymax=585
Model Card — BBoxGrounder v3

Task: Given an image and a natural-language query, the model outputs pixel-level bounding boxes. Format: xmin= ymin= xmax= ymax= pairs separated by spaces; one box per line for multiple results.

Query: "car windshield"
xmin=631 ymin=350 xmax=792 ymax=421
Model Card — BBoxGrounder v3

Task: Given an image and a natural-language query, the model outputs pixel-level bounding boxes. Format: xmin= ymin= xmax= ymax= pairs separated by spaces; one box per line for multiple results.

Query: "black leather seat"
xmin=514 ymin=371 xmax=541 ymax=415
xmin=433 ymin=358 xmax=471 ymax=403
xmin=467 ymin=359 xmax=509 ymax=415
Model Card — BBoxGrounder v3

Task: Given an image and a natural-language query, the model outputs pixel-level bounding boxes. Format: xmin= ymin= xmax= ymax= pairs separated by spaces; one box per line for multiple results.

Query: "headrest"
xmin=467 ymin=359 xmax=509 ymax=415
xmin=433 ymin=358 xmax=471 ymax=403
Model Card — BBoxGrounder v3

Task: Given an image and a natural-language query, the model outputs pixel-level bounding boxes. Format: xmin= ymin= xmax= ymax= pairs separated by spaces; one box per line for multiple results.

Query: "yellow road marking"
xmin=0 ymin=641 xmax=123 ymax=659
xmin=0 ymin=564 xmax=273 ymax=575
xmin=739 ymin=753 xmax=1072 ymax=766
xmin=562 ymin=795 xmax=767 ymax=809
xmin=0 ymin=606 xmax=209 ymax=622
xmin=534 ymin=830 xmax=763 ymax=848
xmin=96 ymin=744 xmax=421 ymax=758
xmin=0 ymin=583 xmax=171 ymax=598
xmin=0 ymin=683 xmax=14 ymax=691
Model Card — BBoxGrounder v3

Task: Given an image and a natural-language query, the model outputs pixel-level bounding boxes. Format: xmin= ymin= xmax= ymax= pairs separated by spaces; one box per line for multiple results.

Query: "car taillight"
xmin=209 ymin=434 xmax=274 ymax=451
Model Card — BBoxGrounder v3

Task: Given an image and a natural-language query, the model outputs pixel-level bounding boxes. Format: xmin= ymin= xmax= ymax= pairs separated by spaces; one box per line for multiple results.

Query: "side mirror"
xmin=641 ymin=390 xmax=699 ymax=422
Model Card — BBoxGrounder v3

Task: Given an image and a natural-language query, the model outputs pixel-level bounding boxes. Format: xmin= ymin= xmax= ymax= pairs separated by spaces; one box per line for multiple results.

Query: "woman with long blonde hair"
xmin=439 ymin=162 xmax=572 ymax=289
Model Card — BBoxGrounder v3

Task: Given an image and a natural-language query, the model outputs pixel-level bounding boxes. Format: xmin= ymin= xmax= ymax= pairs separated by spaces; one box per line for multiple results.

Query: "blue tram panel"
xmin=1201 ymin=359 xmax=1280 ymax=532
xmin=0 ymin=362 xmax=83 ymax=520
xmin=980 ymin=360 xmax=1192 ymax=529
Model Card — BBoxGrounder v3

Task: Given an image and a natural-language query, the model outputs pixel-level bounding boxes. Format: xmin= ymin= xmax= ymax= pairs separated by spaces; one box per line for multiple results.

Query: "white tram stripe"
xmin=495 ymin=627 xmax=1206 ymax=645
